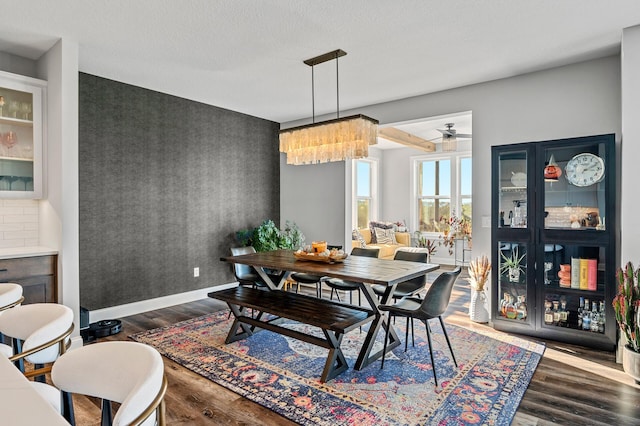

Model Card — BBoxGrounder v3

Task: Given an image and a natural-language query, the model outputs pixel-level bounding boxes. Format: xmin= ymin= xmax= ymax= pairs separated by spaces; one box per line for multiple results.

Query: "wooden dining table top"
xmin=221 ymin=249 xmax=439 ymax=286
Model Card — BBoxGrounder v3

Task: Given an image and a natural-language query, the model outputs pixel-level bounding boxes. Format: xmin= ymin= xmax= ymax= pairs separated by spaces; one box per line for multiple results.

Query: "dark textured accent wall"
xmin=79 ymin=73 xmax=280 ymax=310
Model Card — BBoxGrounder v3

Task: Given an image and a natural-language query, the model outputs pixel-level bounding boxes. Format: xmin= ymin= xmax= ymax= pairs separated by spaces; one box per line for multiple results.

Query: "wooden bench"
xmin=208 ymin=286 xmax=375 ymax=382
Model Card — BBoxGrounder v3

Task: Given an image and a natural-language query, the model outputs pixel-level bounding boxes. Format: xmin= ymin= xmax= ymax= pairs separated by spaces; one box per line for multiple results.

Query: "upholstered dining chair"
xmin=323 ymin=247 xmax=380 ymax=305
xmin=230 ymin=246 xmax=268 ymax=289
xmin=0 ymin=303 xmax=74 ymax=379
xmin=378 ymin=267 xmax=462 ymax=387
xmin=47 ymin=341 xmax=167 ymax=426
xmin=372 ymin=250 xmax=429 ymax=301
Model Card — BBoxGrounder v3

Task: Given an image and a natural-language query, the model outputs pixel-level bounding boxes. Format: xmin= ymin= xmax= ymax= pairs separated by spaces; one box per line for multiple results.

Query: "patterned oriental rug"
xmin=130 ymin=311 xmax=544 ymax=426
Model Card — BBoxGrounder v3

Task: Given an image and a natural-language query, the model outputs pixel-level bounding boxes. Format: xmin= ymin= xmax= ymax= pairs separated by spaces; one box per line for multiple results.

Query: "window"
xmin=413 ymin=154 xmax=472 ymax=234
xmin=353 ymin=159 xmax=377 ymax=229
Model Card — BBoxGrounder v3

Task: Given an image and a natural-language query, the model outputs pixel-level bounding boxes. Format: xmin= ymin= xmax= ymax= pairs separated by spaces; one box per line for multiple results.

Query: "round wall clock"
xmin=565 ymin=153 xmax=605 ymax=187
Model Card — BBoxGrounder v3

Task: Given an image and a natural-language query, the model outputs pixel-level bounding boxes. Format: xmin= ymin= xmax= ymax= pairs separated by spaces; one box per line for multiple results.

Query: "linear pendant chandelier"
xmin=279 ymin=49 xmax=379 ymax=166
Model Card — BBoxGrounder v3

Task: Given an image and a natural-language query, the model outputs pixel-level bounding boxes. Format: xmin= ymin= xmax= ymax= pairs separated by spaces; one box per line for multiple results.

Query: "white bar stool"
xmin=52 ymin=341 xmax=168 ymax=426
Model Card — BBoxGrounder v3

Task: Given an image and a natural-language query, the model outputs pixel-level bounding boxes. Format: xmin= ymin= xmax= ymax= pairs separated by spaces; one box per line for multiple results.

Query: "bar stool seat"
xmin=0 ymin=283 xmax=24 ymax=312
xmin=51 ymin=341 xmax=167 ymax=426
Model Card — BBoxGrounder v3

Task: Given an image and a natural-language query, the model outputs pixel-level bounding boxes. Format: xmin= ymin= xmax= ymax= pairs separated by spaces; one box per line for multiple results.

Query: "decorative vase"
xmin=508 ymin=267 xmax=520 ymax=282
xmin=623 ymin=345 xmax=640 ymax=384
xmin=469 ymin=289 xmax=489 ymax=323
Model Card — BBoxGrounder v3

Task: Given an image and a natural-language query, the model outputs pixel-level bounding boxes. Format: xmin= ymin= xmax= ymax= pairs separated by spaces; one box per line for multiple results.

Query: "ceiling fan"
xmin=436 ymin=123 xmax=472 ymax=139
xmin=436 ymin=123 xmax=472 ymax=152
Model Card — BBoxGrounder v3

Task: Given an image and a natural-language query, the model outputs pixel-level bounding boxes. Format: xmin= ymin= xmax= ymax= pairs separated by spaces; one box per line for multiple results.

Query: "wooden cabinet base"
xmin=0 ymin=255 xmax=57 ymax=304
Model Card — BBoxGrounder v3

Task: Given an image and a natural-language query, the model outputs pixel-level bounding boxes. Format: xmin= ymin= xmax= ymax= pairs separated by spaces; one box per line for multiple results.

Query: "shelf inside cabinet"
xmin=500 ymin=186 xmax=527 ymax=192
xmin=0 ymin=116 xmax=33 ymax=127
xmin=542 ymin=284 xmax=604 ymax=297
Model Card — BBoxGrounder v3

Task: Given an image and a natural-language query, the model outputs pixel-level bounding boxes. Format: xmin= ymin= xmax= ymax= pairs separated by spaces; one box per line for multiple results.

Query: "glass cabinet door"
xmin=497 ymin=150 xmax=528 ymax=229
xmin=542 ymin=143 xmax=607 ymax=231
xmin=496 ymin=241 xmax=531 ymax=325
xmin=0 ymin=72 xmax=44 ymax=198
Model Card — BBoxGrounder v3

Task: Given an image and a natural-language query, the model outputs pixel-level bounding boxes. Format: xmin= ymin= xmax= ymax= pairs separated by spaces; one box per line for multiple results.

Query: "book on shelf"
xmin=587 ymin=258 xmax=597 ymax=291
xmin=571 ymin=257 xmax=580 ymax=289
xmin=579 ymin=258 xmax=589 ymax=290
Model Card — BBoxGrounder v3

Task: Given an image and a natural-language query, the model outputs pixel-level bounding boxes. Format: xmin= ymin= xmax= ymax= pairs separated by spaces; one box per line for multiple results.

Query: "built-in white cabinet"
xmin=0 ymin=70 xmax=45 ymax=199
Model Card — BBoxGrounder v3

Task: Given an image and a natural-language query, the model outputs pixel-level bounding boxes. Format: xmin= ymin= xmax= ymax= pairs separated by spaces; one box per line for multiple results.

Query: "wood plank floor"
xmin=77 ymin=269 xmax=640 ymax=425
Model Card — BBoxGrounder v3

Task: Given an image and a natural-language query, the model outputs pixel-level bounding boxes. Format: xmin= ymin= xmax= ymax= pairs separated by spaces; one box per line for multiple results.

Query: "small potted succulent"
xmin=500 ymin=247 xmax=525 ymax=283
xmin=612 ymin=262 xmax=640 ymax=384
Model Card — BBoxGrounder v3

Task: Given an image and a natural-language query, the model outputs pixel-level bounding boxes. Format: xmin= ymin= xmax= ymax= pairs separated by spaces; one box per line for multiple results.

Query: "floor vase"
xmin=623 ymin=345 xmax=640 ymax=384
xmin=469 ymin=289 xmax=489 ymax=323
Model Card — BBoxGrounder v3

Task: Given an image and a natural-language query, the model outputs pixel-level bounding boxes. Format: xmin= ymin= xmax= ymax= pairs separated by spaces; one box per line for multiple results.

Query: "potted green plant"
xmin=500 ymin=247 xmax=525 ymax=283
xmin=413 ymin=231 xmax=438 ymax=262
xmin=613 ymin=262 xmax=640 ymax=384
xmin=236 ymin=220 xmax=305 ymax=252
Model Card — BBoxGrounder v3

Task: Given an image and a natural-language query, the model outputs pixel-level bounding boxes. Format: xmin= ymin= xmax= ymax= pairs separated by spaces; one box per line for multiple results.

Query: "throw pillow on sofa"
xmin=374 ymin=227 xmax=396 ymax=244
xmin=369 ymin=221 xmax=395 ymax=243
xmin=352 ymin=229 xmax=367 ymax=248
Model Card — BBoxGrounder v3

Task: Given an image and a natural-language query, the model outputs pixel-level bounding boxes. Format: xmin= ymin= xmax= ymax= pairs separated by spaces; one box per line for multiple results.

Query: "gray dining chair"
xmin=230 ymin=246 xmax=268 ymax=289
xmin=323 ymin=247 xmax=380 ymax=305
xmin=372 ymin=250 xmax=428 ymax=301
xmin=378 ymin=267 xmax=462 ymax=387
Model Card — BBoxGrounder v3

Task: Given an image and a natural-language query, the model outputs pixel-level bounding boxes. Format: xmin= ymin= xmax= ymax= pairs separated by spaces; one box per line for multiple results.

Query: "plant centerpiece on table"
xmin=613 ymin=262 xmax=640 ymax=383
xmin=438 ymin=212 xmax=472 ymax=255
xmin=468 ymin=255 xmax=492 ymax=323
xmin=499 ymin=247 xmax=525 ymax=283
xmin=236 ymin=220 xmax=305 ymax=252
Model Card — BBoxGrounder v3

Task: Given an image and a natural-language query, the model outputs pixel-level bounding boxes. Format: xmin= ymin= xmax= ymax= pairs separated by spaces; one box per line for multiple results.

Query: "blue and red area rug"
xmin=130 ymin=311 xmax=544 ymax=425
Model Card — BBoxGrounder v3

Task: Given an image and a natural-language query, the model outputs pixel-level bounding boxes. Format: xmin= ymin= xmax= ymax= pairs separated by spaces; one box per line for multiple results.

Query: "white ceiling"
xmin=1 ymin=1 xmax=639 ymax=127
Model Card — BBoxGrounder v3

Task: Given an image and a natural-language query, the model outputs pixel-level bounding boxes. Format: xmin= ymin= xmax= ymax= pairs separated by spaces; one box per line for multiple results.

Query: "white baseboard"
xmin=69 ymin=335 xmax=84 ymax=351
xmin=88 ymin=282 xmax=238 ymax=323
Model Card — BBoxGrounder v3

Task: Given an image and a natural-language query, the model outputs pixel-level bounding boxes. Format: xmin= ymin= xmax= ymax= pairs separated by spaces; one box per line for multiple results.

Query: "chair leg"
xmin=424 ymin=320 xmax=438 ymax=387
xmin=101 ymin=399 xmax=113 ymax=426
xmin=61 ymin=391 xmax=75 ymax=425
xmin=381 ymin=313 xmax=392 ymax=369
xmin=438 ymin=316 xmax=458 ymax=367
xmin=404 ymin=317 xmax=409 ymax=352
xmin=332 ymin=288 xmax=341 ymax=302
xmin=34 ymin=364 xmax=45 ymax=382
xmin=13 ymin=338 xmax=24 ymax=372
xmin=410 ymin=317 xmax=415 ymax=348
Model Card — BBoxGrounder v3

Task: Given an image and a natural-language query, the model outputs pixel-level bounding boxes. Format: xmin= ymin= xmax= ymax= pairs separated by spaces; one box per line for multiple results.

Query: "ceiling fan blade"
xmin=456 ymin=133 xmax=473 ymax=138
xmin=437 ymin=129 xmax=453 ymax=136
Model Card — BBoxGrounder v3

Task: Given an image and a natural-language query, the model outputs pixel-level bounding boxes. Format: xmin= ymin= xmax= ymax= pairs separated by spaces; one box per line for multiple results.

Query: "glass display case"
xmin=0 ymin=70 xmax=45 ymax=199
xmin=491 ymin=134 xmax=616 ymax=350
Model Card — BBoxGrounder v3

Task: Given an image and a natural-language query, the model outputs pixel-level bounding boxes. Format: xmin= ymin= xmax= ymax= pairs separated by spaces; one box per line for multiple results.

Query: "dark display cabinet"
xmin=491 ymin=134 xmax=616 ymax=350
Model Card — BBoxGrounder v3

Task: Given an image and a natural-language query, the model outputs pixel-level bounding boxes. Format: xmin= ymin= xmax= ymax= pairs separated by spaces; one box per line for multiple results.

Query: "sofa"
xmin=351 ymin=228 xmax=410 ymax=259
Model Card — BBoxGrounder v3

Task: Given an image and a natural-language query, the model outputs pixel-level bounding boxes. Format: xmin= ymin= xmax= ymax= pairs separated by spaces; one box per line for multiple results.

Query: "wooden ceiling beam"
xmin=378 ymin=127 xmax=436 ymax=152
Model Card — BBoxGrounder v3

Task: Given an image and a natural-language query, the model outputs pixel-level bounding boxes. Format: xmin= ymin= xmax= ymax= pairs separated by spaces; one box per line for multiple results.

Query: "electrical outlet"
xmin=194 ymin=267 xmax=199 ymax=277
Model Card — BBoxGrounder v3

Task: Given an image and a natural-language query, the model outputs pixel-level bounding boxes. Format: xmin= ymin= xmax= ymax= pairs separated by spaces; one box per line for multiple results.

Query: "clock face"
xmin=565 ymin=153 xmax=605 ymax=187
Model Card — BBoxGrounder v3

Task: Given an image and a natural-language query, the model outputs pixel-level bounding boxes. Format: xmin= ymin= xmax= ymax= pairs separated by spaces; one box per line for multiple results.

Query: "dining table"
xmin=220 ymin=249 xmax=439 ymax=371
xmin=0 ymin=353 xmax=68 ymax=425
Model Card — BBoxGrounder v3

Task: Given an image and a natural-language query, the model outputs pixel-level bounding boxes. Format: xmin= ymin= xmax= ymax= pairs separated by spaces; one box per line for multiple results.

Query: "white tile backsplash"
xmin=0 ymin=199 xmax=39 ymax=248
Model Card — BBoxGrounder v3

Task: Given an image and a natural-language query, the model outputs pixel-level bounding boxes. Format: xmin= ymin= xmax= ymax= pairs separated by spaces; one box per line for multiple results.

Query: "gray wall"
xmin=0 ymin=51 xmax=37 ymax=77
xmin=281 ymin=55 xmax=621 ymax=309
xmin=80 ymin=73 xmax=280 ymax=310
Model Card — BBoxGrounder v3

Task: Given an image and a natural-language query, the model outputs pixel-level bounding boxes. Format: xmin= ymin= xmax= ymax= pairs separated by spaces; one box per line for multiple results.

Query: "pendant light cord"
xmin=311 ymin=65 xmax=315 ymax=124
xmin=336 ymin=54 xmax=340 ymax=119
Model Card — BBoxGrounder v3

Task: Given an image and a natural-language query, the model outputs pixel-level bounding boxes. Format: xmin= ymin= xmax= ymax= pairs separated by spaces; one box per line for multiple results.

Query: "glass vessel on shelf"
xmin=0 ymin=72 xmax=43 ymax=198
xmin=497 ymin=150 xmax=528 ymax=229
